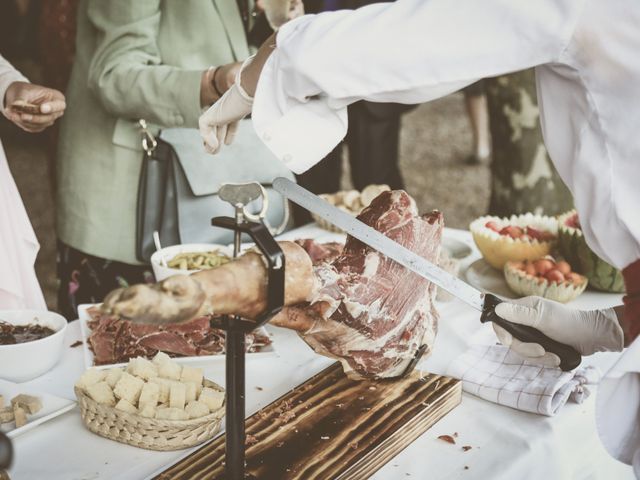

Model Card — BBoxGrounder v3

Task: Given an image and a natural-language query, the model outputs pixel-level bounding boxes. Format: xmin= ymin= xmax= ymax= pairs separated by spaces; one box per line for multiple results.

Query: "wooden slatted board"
xmin=156 ymin=363 xmax=461 ymax=480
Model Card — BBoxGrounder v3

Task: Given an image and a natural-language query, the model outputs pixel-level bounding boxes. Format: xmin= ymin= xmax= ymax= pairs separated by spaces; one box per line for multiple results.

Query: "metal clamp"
xmin=211 ymin=216 xmax=284 ymax=331
xmin=219 ymin=182 xmax=269 ymax=223
xmin=138 ymin=119 xmax=158 ymax=157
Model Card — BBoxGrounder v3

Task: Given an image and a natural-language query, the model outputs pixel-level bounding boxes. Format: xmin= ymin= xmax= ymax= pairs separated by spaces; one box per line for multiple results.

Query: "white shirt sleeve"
xmin=252 ymin=0 xmax=586 ymax=173
xmin=0 ymin=54 xmax=28 ymax=112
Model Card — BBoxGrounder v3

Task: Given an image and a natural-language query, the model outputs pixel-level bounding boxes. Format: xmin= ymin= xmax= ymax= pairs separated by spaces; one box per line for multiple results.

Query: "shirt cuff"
xmin=622 ymin=258 xmax=640 ymax=342
xmin=0 ymin=70 xmax=29 ymax=111
xmin=252 ymin=48 xmax=348 ymax=174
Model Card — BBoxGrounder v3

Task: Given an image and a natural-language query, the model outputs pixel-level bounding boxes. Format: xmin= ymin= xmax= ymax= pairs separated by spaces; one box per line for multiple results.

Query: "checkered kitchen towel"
xmin=446 ymin=345 xmax=601 ymax=416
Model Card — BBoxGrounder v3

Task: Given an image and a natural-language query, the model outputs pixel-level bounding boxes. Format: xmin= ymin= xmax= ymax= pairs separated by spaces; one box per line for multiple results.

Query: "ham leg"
xmin=102 ymin=190 xmax=442 ymax=379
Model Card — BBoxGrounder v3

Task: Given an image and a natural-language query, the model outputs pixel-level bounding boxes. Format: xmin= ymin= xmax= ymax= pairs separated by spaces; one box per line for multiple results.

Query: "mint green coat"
xmin=57 ymin=0 xmax=253 ymax=264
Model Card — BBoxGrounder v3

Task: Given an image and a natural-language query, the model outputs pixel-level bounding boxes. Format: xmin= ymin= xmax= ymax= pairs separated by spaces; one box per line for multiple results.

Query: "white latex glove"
xmin=493 ymin=296 xmax=624 ymax=368
xmin=199 ymin=57 xmax=254 ymax=154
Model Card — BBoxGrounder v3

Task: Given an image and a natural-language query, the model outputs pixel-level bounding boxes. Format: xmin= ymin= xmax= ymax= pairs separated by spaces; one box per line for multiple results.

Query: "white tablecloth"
xmin=6 ymin=226 xmax=635 ymax=479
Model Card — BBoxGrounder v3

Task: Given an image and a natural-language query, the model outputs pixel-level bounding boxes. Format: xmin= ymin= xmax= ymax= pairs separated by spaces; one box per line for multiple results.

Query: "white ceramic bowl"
xmin=0 ymin=310 xmax=68 ymax=382
xmin=151 ymin=243 xmax=232 ymax=281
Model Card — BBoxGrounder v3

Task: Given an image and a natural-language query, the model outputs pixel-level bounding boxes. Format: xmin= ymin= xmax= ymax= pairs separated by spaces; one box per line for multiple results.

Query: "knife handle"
xmin=480 ymin=294 xmax=581 ymax=372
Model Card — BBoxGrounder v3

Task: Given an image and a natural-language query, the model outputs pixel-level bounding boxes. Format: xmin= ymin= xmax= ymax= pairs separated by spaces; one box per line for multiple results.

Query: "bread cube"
xmin=169 ymin=382 xmax=186 ymax=410
xmin=13 ymin=406 xmax=27 ymax=428
xmin=11 ymin=394 xmax=43 ymax=414
xmin=199 ymin=387 xmax=225 ymax=411
xmin=155 ymin=407 xmax=188 ymax=421
xmin=157 ymin=359 xmax=181 ymax=380
xmin=138 ymin=404 xmax=156 ymax=418
xmin=76 ymin=368 xmax=106 ymax=389
xmin=115 ymin=399 xmax=137 ymax=414
xmin=86 ymin=381 xmax=116 ymax=407
xmin=139 ymin=382 xmax=160 ymax=408
xmin=0 ymin=394 xmax=4 ymax=408
xmin=105 ymin=368 xmax=124 ymax=388
xmin=149 ymin=377 xmax=173 ymax=403
xmin=152 ymin=351 xmax=172 ymax=365
xmin=185 ymin=400 xmax=210 ymax=419
xmin=127 ymin=357 xmax=158 ymax=380
xmin=180 ymin=366 xmax=203 ymax=386
xmin=113 ymin=372 xmax=145 ymax=404
xmin=185 ymin=382 xmax=198 ymax=403
xmin=0 ymin=407 xmax=14 ymax=424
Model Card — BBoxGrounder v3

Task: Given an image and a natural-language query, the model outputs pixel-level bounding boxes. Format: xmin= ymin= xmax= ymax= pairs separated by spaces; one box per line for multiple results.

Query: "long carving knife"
xmin=273 ymin=177 xmax=581 ymax=371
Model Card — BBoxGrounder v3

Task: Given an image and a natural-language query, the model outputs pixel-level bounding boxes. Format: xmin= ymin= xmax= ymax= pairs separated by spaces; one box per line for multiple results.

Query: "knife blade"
xmin=273 ymin=177 xmax=581 ymax=371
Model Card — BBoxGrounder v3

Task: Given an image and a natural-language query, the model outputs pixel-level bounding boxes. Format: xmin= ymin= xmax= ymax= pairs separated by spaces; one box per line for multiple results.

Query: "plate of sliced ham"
xmin=78 ymin=304 xmax=276 ymax=369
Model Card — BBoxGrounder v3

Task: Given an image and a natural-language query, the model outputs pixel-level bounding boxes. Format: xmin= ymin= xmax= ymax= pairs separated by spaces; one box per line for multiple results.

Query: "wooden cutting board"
xmin=156 ymin=363 xmax=461 ymax=480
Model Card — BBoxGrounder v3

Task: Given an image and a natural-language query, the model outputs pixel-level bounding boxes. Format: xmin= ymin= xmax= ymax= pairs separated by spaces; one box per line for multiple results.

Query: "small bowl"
xmin=151 ymin=243 xmax=232 ymax=282
xmin=0 ymin=310 xmax=68 ymax=382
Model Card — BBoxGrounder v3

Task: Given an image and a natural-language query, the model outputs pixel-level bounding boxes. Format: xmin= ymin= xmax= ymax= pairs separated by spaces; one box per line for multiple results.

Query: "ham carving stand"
xmin=211 ymin=182 xmax=285 ymax=480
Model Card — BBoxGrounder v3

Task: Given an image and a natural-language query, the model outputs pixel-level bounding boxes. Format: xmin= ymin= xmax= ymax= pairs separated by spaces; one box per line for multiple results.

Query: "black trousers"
xmin=57 ymin=242 xmax=153 ymax=321
xmin=293 ymin=100 xmax=410 ymax=225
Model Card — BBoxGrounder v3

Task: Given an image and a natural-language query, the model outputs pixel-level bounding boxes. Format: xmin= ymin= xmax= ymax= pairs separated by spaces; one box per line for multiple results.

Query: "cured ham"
xmin=102 ymin=190 xmax=442 ymax=378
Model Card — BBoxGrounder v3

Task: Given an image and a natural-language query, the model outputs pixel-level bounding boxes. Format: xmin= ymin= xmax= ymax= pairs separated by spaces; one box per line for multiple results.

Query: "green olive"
xmin=167 ymin=250 xmax=230 ymax=271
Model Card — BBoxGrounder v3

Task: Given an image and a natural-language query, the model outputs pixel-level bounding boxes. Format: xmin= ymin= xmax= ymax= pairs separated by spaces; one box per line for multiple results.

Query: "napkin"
xmin=446 ymin=344 xmax=600 ymax=416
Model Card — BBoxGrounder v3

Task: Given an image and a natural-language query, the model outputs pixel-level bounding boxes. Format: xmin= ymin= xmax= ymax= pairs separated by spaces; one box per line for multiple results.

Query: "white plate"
xmin=0 ymin=380 xmax=75 ymax=438
xmin=441 ymin=236 xmax=473 ymax=261
xmin=78 ymin=304 xmax=277 ymax=369
xmin=464 ymin=258 xmax=517 ymax=299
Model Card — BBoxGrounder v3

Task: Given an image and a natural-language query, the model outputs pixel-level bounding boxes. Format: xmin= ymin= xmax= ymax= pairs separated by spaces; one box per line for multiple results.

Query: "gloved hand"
xmin=494 ymin=296 xmax=624 ymax=367
xmin=199 ymin=57 xmax=255 ymax=154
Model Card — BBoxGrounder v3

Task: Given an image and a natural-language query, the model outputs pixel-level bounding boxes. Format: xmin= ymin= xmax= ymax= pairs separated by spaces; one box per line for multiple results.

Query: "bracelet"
xmin=211 ymin=66 xmax=224 ymax=97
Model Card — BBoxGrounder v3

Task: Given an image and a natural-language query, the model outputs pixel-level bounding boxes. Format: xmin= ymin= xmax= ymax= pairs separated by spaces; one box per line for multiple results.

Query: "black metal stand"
xmin=210 ymin=215 xmax=285 ymax=480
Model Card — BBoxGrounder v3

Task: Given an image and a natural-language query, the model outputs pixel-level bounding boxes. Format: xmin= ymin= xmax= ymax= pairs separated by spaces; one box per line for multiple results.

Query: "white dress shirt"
xmin=252 ymin=0 xmax=640 ymax=273
xmin=0 ymin=55 xmax=46 ymax=310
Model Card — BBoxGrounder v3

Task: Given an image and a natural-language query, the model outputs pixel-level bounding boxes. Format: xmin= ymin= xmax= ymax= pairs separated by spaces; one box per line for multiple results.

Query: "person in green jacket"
xmin=56 ymin=0 xmax=260 ymax=319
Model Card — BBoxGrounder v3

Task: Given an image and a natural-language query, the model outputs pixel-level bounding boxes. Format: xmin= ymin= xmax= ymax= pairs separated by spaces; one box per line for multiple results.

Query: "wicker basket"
xmin=75 ymin=379 xmax=225 ymax=451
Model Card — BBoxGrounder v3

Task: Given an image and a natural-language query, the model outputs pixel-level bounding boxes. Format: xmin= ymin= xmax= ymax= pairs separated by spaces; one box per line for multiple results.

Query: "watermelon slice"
xmin=557 ymin=210 xmax=625 ymax=293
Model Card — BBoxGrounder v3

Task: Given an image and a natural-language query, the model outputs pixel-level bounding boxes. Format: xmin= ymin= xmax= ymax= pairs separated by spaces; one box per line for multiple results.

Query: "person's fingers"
xmin=509 ymin=337 xmax=546 ymax=358
xmin=495 ymin=302 xmax=540 ymax=328
xmin=40 ymin=99 xmax=66 ymax=114
xmin=12 ymin=120 xmax=47 ymax=133
xmin=225 ymin=121 xmax=239 ymax=145
xmin=19 ymin=112 xmax=60 ymax=125
xmin=493 ymin=323 xmax=513 ymax=346
xmin=215 ymin=124 xmax=227 ymax=153
xmin=203 ymin=129 xmax=220 ymax=154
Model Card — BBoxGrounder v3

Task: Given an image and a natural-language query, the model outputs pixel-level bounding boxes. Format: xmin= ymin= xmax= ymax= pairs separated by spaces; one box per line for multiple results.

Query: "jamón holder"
xmin=210 ymin=183 xmax=285 ymax=480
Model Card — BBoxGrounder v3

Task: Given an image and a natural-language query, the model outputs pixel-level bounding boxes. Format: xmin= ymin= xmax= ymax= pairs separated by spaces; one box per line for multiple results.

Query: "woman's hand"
xmin=199 ymin=33 xmax=277 ymax=153
xmin=200 ymin=61 xmax=243 ymax=108
xmin=3 ymin=82 xmax=66 ymax=132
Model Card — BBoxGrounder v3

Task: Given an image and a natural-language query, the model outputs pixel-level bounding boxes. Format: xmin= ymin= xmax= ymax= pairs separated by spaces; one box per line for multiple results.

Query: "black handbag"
xmin=135 ymin=119 xmax=294 ymax=262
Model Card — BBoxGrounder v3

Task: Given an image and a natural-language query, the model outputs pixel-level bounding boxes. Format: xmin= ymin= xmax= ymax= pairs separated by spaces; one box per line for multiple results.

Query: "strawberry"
xmin=499 ymin=226 xmax=524 ymax=239
xmin=485 ymin=221 xmax=501 ymax=232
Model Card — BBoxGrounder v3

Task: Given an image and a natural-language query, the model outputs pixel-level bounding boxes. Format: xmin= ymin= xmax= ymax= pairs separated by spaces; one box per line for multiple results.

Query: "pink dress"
xmin=0 ymin=54 xmax=46 ymax=310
